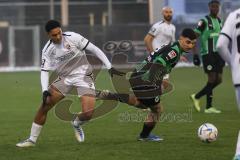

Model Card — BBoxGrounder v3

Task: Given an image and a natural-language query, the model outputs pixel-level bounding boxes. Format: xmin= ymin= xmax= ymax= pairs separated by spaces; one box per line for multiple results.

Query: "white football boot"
xmin=16 ymin=139 xmax=35 ymax=148
xmin=71 ymin=120 xmax=85 ymax=142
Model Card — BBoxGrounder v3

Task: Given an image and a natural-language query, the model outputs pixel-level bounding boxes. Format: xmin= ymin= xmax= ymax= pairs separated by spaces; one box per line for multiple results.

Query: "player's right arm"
xmin=217 ymin=12 xmax=234 ymax=64
xmin=144 ymin=23 xmax=159 ymax=52
xmin=144 ymin=34 xmax=154 ymax=52
xmin=192 ymin=19 xmax=206 ymax=66
xmin=41 ymin=41 xmax=54 ymax=104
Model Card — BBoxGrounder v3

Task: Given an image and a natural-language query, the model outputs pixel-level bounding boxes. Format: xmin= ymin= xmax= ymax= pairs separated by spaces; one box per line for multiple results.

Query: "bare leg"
xmin=77 ymin=95 xmax=95 ymax=122
xmin=71 ymin=95 xmax=96 ymax=143
xmin=34 ymin=85 xmax=65 ymax=125
xmin=139 ymin=103 xmax=163 ymax=138
xmin=16 ymin=85 xmax=64 ymax=146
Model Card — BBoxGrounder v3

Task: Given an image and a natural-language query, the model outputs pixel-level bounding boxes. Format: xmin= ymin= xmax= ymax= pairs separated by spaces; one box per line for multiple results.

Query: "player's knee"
xmin=151 ymin=104 xmax=162 ymax=114
xmin=41 ymin=97 xmax=55 ymax=110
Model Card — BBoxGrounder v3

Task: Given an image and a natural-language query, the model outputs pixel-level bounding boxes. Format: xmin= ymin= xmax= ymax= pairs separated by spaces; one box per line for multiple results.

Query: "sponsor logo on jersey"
xmin=167 ymin=50 xmax=177 ymax=59
xmin=56 ymin=51 xmax=75 ymax=62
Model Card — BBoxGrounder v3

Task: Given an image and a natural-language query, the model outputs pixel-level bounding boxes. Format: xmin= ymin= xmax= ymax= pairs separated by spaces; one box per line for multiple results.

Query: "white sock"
xmin=73 ymin=115 xmax=86 ymax=126
xmin=236 ymin=131 xmax=240 ymax=155
xmin=29 ymin=122 xmax=43 ymax=143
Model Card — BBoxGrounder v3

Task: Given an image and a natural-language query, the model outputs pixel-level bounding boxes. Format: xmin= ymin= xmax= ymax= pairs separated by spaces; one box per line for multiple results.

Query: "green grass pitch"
xmin=0 ymin=67 xmax=239 ymax=160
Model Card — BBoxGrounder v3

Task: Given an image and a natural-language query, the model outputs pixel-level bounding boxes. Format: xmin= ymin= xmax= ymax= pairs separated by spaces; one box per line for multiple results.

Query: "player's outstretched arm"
xmin=144 ymin=34 xmax=154 ymax=52
xmin=86 ymin=42 xmax=125 ymax=77
xmin=86 ymin=42 xmax=111 ymax=69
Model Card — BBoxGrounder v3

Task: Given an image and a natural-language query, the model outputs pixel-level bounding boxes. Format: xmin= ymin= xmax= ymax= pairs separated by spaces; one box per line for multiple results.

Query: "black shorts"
xmin=129 ymin=72 xmax=161 ymax=106
xmin=202 ymin=53 xmax=225 ymax=73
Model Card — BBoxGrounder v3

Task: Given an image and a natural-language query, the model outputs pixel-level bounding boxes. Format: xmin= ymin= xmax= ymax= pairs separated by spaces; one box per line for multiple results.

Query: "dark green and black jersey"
xmin=134 ymin=42 xmax=184 ymax=82
xmin=194 ymin=15 xmax=222 ymax=56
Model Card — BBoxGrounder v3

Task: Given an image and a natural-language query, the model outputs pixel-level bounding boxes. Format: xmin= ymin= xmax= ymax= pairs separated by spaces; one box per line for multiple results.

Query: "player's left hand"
xmin=193 ymin=54 xmax=201 ymax=66
xmin=108 ymin=67 xmax=126 ymax=77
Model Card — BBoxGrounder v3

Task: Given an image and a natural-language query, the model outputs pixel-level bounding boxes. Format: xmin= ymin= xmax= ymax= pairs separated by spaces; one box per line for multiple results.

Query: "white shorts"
xmin=51 ymin=73 xmax=96 ymax=97
xmin=231 ymin=60 xmax=240 ymax=85
xmin=235 ymin=86 xmax=240 ymax=111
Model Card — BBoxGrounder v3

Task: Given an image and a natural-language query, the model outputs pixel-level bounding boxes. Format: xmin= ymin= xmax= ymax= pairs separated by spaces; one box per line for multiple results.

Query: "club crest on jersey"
xmin=207 ymin=65 xmax=213 ymax=71
xmin=167 ymin=50 xmax=177 ymax=59
xmin=65 ymin=44 xmax=71 ymax=50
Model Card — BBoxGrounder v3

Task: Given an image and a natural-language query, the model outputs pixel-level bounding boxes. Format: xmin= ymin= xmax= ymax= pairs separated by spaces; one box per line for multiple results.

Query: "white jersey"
xmin=41 ymin=31 xmax=92 ymax=77
xmin=148 ymin=20 xmax=176 ymax=51
xmin=220 ymin=9 xmax=240 ymax=85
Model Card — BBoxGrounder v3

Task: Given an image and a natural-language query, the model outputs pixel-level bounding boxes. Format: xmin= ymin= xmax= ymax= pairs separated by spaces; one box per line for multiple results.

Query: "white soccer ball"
xmin=198 ymin=123 xmax=218 ymax=143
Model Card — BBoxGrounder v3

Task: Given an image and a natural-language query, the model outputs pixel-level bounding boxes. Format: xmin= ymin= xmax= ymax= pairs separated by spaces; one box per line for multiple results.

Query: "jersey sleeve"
xmin=41 ymin=42 xmax=54 ymax=71
xmin=71 ymin=32 xmax=90 ymax=51
xmin=220 ymin=12 xmax=234 ymax=41
xmin=148 ymin=23 xmax=160 ymax=37
xmin=172 ymin=25 xmax=176 ymax=42
xmin=41 ymin=51 xmax=53 ymax=71
xmin=194 ymin=19 xmax=206 ymax=35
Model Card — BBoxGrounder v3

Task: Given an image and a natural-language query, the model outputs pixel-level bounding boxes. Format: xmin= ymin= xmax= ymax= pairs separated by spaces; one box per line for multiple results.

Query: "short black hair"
xmin=208 ymin=0 xmax=220 ymax=6
xmin=181 ymin=28 xmax=197 ymax=40
xmin=45 ymin=20 xmax=61 ymax=32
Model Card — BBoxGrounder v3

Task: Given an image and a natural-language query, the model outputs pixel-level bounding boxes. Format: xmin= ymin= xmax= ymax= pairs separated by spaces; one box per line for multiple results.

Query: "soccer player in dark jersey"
xmin=98 ymin=28 xmax=197 ymax=141
xmin=190 ymin=0 xmax=224 ymax=113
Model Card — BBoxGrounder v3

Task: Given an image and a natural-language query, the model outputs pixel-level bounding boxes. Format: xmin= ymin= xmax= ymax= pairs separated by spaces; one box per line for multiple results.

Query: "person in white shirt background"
xmin=144 ymin=6 xmax=176 ymax=81
xmin=144 ymin=6 xmax=176 ymax=52
xmin=216 ymin=8 xmax=240 ymax=160
xmin=16 ymin=20 xmax=124 ymax=148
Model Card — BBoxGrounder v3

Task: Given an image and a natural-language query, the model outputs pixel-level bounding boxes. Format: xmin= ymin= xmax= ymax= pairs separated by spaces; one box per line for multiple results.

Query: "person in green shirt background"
xmin=190 ymin=0 xmax=224 ymax=114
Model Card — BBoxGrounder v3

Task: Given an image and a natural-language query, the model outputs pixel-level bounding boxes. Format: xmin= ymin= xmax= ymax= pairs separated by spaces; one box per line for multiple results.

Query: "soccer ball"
xmin=198 ymin=123 xmax=218 ymax=143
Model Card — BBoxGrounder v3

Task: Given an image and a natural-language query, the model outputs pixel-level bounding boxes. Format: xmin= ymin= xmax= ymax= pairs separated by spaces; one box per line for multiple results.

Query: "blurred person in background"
xmin=190 ymin=0 xmax=224 ymax=114
xmin=144 ymin=6 xmax=176 ymax=81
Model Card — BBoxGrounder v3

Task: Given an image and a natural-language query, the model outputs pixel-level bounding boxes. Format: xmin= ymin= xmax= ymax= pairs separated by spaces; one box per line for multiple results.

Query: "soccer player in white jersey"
xmin=144 ymin=6 xmax=176 ymax=52
xmin=16 ymin=20 xmax=124 ymax=147
xmin=216 ymin=9 xmax=240 ymax=159
xmin=144 ymin=6 xmax=176 ymax=81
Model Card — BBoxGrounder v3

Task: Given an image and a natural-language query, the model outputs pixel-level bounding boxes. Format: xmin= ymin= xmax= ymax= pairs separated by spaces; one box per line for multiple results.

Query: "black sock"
xmin=140 ymin=123 xmax=155 ymax=138
xmin=206 ymin=90 xmax=213 ymax=109
xmin=96 ymin=90 xmax=129 ymax=103
xmin=118 ymin=94 xmax=130 ymax=103
xmin=195 ymin=83 xmax=215 ymax=99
